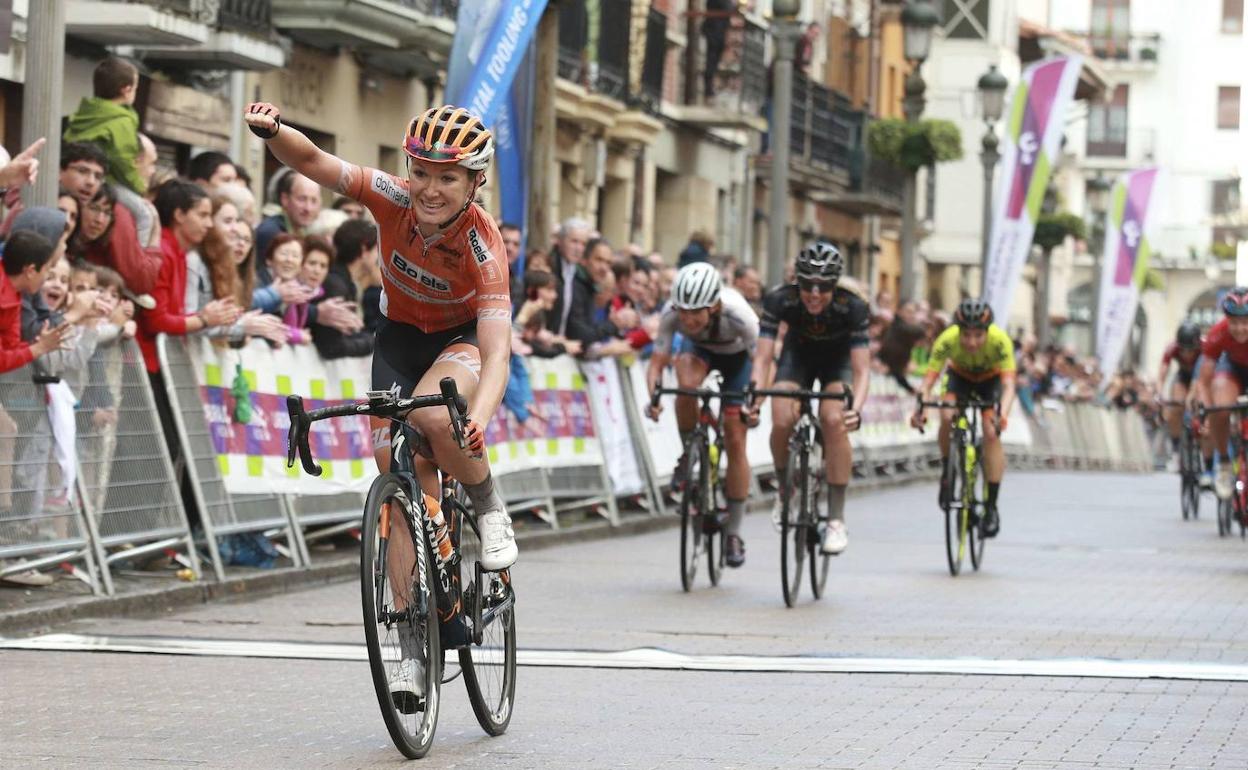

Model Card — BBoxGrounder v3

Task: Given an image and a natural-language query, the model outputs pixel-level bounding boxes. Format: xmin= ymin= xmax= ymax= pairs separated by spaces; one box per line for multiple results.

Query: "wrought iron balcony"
xmin=1086 ymin=31 xmax=1161 ymax=67
xmin=218 ymin=0 xmax=272 ymax=31
xmin=788 ymin=75 xmax=855 ymax=176
xmin=636 ymin=6 xmax=667 ymax=112
xmin=557 ymin=0 xmax=635 ymax=105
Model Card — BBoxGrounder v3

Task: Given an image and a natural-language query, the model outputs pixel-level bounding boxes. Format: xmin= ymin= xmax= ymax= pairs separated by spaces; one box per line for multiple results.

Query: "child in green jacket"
xmin=63 ymin=57 xmax=156 ymax=244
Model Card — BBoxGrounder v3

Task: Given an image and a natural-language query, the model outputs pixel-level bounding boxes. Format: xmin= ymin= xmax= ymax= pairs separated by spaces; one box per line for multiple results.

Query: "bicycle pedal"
xmin=391 ymin=691 xmax=426 ymax=715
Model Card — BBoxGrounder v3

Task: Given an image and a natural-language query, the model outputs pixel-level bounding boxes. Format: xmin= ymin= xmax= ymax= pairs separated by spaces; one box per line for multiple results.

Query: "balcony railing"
xmin=595 ymin=0 xmax=631 ymax=102
xmin=849 ymin=146 xmax=906 ymax=213
xmin=397 ymin=0 xmax=457 ymax=19
xmin=557 ymin=0 xmax=589 ymax=86
xmin=637 ymin=6 xmax=666 ymax=111
xmin=685 ymin=10 xmax=767 ymax=117
xmin=1086 ymin=126 xmax=1156 ymax=162
xmin=219 ymin=0 xmax=271 ymax=31
xmin=788 ymin=75 xmax=854 ymax=175
xmin=1087 ymin=31 xmax=1161 ymax=65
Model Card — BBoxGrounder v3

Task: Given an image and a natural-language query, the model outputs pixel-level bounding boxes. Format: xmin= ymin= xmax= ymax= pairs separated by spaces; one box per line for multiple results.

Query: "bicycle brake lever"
xmin=440 ymin=377 xmax=468 ymax=450
xmin=286 ymin=395 xmax=322 ymax=476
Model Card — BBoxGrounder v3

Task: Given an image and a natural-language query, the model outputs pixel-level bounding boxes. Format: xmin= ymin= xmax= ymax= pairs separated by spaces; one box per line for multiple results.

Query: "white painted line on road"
xmin=4 ymin=632 xmax=1248 ymax=683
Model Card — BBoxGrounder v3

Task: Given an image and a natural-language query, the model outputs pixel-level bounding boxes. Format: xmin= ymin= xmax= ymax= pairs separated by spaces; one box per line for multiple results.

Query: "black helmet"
xmin=1176 ymin=321 xmax=1201 ymax=350
xmin=795 ymin=241 xmax=843 ymax=284
xmin=954 ymin=297 xmax=994 ymax=330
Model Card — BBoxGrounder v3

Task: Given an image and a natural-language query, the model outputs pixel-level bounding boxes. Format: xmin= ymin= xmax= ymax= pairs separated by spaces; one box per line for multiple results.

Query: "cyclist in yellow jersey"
xmin=910 ymin=298 xmax=1017 ymax=536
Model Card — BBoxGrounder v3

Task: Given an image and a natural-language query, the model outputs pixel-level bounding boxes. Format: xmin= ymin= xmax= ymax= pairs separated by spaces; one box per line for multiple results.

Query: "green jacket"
xmin=62 ymin=97 xmax=145 ymax=194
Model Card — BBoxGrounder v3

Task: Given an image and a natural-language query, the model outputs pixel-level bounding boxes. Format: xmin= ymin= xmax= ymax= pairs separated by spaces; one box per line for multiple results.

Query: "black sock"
xmin=988 ymin=482 xmax=1000 ymax=507
xmin=1205 ymin=455 xmax=1216 ymax=472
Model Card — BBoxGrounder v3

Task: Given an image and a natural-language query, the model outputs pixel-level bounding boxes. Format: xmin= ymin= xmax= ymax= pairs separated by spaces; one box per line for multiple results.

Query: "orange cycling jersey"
xmin=343 ymin=165 xmax=511 ymax=333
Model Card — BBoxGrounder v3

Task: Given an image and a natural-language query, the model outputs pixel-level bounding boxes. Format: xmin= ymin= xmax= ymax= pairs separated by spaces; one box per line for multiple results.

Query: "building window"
xmin=1213 ymin=179 xmax=1242 ymax=216
xmin=1088 ymin=84 xmax=1129 ymax=157
xmin=1219 ymin=86 xmax=1241 ymax=130
xmin=943 ymin=0 xmax=989 ymax=40
xmin=1090 ymin=0 xmax=1131 ymax=59
xmin=1225 ymin=0 xmax=1244 ymax=34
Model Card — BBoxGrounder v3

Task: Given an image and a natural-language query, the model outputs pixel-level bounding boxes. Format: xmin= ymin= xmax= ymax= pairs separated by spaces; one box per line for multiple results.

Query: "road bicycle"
xmin=917 ymin=396 xmax=996 ymax=576
xmin=1160 ymin=400 xmax=1204 ymax=522
xmin=650 ymin=375 xmax=745 ymax=592
xmin=1199 ymin=396 xmax=1248 ymax=539
xmin=748 ymin=385 xmax=851 ymax=607
xmin=286 ymin=378 xmax=516 ymax=758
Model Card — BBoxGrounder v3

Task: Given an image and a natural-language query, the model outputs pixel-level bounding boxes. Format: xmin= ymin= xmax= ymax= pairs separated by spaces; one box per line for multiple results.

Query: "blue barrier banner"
xmin=448 ymin=0 xmax=548 ymax=127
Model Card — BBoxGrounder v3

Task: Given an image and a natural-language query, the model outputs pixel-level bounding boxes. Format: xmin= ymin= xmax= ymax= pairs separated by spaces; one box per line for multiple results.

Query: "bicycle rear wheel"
xmin=943 ymin=442 xmax=967 ymax=577
xmin=780 ymin=443 xmax=807 ymax=607
xmin=807 ymin=441 xmax=830 ymax=599
xmin=1180 ymin=432 xmax=1200 ymax=520
xmin=457 ymin=509 xmax=517 ymax=737
xmin=1218 ymin=496 xmax=1233 ymax=537
xmin=679 ymin=436 xmax=707 ymax=592
xmin=361 ymin=474 xmax=441 ymax=759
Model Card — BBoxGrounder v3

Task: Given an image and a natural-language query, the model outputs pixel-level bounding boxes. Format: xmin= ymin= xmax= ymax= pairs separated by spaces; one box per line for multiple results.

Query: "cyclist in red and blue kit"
xmin=1196 ymin=287 xmax=1248 ymax=500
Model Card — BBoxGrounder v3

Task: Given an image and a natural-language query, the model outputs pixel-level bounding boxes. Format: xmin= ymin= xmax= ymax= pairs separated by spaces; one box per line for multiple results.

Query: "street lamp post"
xmin=977 ymin=64 xmax=1008 ymax=293
xmin=1087 ymin=173 xmax=1112 ymax=356
xmin=767 ymin=0 xmax=802 ymax=287
xmin=898 ymin=0 xmax=939 ymax=303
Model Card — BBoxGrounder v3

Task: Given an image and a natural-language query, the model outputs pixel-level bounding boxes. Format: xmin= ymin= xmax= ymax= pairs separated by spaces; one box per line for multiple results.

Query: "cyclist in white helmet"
xmin=646 ymin=261 xmax=760 ymax=567
xmin=749 ymin=241 xmax=870 ymax=556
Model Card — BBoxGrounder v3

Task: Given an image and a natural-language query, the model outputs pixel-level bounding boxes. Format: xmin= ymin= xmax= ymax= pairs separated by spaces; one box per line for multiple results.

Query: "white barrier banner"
xmin=485 ymin=354 xmax=605 ymax=474
xmin=188 ymin=337 xmax=374 ymax=495
xmin=581 ymin=359 xmax=645 ymax=496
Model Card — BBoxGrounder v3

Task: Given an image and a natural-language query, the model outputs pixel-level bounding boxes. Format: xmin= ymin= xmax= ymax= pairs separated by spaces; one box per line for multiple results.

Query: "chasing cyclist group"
xmin=645 ymin=248 xmax=1019 ymax=567
xmin=1158 ymin=287 xmax=1248 ymax=502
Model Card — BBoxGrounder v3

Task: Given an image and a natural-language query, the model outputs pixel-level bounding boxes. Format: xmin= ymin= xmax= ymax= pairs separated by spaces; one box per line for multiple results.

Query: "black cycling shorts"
xmin=774 ymin=337 xmax=854 ymax=390
xmin=371 ymin=318 xmax=479 ymax=397
xmin=945 ymin=371 xmax=1002 ymax=404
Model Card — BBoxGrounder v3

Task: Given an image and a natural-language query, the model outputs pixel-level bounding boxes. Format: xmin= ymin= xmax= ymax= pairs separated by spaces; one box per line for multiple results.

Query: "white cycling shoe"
xmin=821 ymin=520 xmax=849 ymax=555
xmin=477 ymin=509 xmax=518 ymax=571
xmin=388 ymin=658 xmax=425 ymax=714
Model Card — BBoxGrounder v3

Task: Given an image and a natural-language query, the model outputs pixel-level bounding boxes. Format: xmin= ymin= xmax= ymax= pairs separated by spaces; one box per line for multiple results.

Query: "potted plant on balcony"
xmin=1139 ymin=46 xmax=1158 ymax=62
xmin=866 ymin=118 xmax=963 ymax=172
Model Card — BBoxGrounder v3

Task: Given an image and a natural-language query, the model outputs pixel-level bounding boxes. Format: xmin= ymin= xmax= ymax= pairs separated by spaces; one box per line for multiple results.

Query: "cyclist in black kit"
xmin=748 ymin=242 xmax=871 ymax=555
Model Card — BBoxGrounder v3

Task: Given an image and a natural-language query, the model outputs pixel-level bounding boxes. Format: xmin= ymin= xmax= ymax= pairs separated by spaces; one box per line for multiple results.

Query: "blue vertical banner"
xmin=447 ymin=0 xmax=547 ymax=262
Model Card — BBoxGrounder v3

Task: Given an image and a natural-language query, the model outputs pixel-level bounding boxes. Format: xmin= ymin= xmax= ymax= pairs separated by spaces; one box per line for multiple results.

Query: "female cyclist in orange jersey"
xmin=243 ymin=102 xmax=517 ymax=573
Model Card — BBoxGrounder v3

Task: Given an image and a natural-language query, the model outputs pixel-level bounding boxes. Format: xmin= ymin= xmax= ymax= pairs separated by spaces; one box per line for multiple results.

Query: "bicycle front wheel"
xmin=944 ymin=442 xmax=967 ymax=577
xmin=361 ymin=474 xmax=442 ymax=759
xmin=679 ymin=436 xmax=707 ymax=592
xmin=457 ymin=511 xmax=517 ymax=737
xmin=780 ymin=443 xmax=807 ymax=607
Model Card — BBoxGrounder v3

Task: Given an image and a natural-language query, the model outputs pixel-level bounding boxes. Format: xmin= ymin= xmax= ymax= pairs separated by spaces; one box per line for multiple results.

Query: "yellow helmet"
xmin=403 ymin=105 xmax=494 ymax=171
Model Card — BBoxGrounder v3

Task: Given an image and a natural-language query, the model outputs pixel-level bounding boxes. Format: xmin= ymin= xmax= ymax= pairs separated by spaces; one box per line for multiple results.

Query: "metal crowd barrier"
xmin=0 ymin=337 xmax=196 ymax=595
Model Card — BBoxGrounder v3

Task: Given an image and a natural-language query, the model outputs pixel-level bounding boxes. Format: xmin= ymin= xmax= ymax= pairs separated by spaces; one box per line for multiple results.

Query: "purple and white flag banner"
xmin=983 ymin=56 xmax=1083 ymax=323
xmin=1096 ymin=167 xmax=1161 ymax=379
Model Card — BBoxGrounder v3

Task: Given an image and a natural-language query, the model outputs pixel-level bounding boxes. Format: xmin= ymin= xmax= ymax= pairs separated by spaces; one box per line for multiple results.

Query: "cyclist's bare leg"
xmin=673 ymin=354 xmax=709 ymax=438
xmin=407 ymin=343 xmax=486 ymax=487
xmin=1209 ymin=374 xmax=1240 ymax=457
xmin=937 ymin=392 xmax=957 ymax=458
xmin=768 ymin=381 xmax=801 ymax=483
xmin=817 ymin=381 xmax=851 ymax=485
xmin=1165 ymin=381 xmax=1188 ymax=444
xmin=982 ymin=409 xmax=1004 ymax=483
xmin=722 ymin=408 xmax=750 ymax=499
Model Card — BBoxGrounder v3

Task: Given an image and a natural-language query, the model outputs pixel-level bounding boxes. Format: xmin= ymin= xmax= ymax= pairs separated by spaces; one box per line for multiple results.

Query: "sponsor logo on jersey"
xmin=372 ymin=173 xmax=410 ymax=208
xmin=433 ymin=242 xmax=461 ymax=270
xmin=467 ymin=227 xmax=494 ymax=265
xmin=481 ymin=260 xmax=502 ymax=285
xmin=391 ymin=252 xmax=451 ymax=294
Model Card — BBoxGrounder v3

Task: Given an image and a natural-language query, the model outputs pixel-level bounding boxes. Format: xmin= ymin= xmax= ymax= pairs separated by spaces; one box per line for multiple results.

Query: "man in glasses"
xmin=749 ymin=241 xmax=870 ymax=556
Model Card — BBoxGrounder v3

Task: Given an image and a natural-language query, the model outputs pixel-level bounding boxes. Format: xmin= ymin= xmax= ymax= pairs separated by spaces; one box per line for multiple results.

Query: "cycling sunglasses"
xmin=798 ymin=278 xmax=834 ymax=294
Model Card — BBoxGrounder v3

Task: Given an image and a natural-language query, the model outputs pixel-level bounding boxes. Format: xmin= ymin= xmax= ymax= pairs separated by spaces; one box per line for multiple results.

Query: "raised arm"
xmin=244 ymin=103 xmax=352 ymax=194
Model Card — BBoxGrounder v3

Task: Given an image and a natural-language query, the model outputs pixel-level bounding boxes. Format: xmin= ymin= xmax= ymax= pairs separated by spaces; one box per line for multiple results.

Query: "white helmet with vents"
xmin=671 ymin=262 xmax=722 ymax=310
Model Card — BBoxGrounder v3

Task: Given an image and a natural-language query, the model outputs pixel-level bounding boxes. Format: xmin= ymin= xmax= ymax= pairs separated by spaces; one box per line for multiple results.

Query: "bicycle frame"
xmin=286 ymin=378 xmax=473 ymax=629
